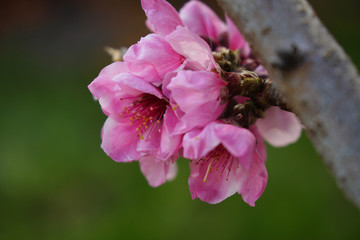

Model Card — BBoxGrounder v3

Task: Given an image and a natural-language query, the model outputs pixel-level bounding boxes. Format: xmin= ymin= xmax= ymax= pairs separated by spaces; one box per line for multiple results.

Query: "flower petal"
xmin=166 ymin=26 xmax=215 ymax=71
xmin=180 ymin=0 xmax=225 ymax=41
xmin=182 ymin=122 xmax=221 ymax=160
xmin=167 ymin=70 xmax=226 ymax=133
xmin=256 ymin=106 xmax=302 ymax=147
xmin=237 ymin=151 xmax=268 ymax=207
xmin=101 ymin=117 xmax=142 ymax=162
xmin=124 ymin=34 xmax=184 ymax=81
xmin=141 ymin=0 xmax=183 ymax=36
xmin=161 ymin=71 xmax=178 ymax=99
xmin=96 ymin=72 xmax=164 ymax=119
xmin=136 ymin=124 xmax=162 ymax=154
xmin=213 ymin=123 xmax=255 ymax=169
xmin=167 ymin=70 xmax=222 ymax=111
xmin=88 ymin=61 xmax=129 ymax=99
xmin=184 ymin=122 xmax=266 ymax=205
xmin=254 ymin=65 xmax=268 ymax=77
xmin=250 ymin=126 xmax=267 ymax=162
xmin=226 ymin=16 xmax=249 ymax=55
xmin=188 ymin=150 xmax=239 ymax=204
xmin=166 ymin=161 xmax=178 ymax=181
xmin=145 ymin=19 xmax=155 ymax=32
xmin=89 ymin=65 xmax=137 ymax=117
xmin=158 ymin=107 xmax=182 ymax=160
xmin=114 ymin=72 xmax=164 ymax=99
xmin=139 ymin=155 xmax=176 ymax=187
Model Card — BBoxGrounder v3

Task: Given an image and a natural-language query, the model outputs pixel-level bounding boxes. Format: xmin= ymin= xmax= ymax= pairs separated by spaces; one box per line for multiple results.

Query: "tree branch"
xmin=217 ymin=0 xmax=360 ymax=209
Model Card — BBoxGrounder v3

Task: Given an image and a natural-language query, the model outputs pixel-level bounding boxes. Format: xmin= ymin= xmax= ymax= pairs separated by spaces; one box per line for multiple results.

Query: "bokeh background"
xmin=1 ymin=0 xmax=360 ymax=239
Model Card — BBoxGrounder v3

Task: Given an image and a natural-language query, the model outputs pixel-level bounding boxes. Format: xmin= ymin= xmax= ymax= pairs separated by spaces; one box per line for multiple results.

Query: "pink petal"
xmin=101 ymin=117 xmax=142 ymax=162
xmin=188 ymin=157 xmax=239 ymax=204
xmin=124 ymin=62 xmax=160 ymax=83
xmin=141 ymin=0 xmax=183 ymax=36
xmin=166 ymin=26 xmax=216 ymax=71
xmin=88 ymin=63 xmax=136 ymax=118
xmin=88 ymin=62 xmax=129 ymax=99
xmin=254 ymin=65 xmax=268 ymax=77
xmin=139 ymin=155 xmax=176 ymax=187
xmin=173 ymin=105 xmax=224 ymax=134
xmin=179 ymin=0 xmax=226 ymax=41
xmin=113 ymin=72 xmax=164 ymax=99
xmin=250 ymin=126 xmax=267 ymax=162
xmin=166 ymin=161 xmax=178 ymax=181
xmin=184 ymin=122 xmax=266 ymax=205
xmin=226 ymin=16 xmax=249 ymax=54
xmin=161 ymin=71 xmax=178 ymax=99
xmin=182 ymin=122 xmax=221 ymax=160
xmin=183 ymin=122 xmax=256 ymax=168
xmin=213 ymin=123 xmax=255 ymax=169
xmin=145 ymin=19 xmax=155 ymax=32
xmin=98 ymin=72 xmax=165 ymax=120
xmin=158 ymin=107 xmax=182 ymax=160
xmin=237 ymin=151 xmax=268 ymax=207
xmin=98 ymin=92 xmax=132 ymax=119
xmin=124 ymin=34 xmax=185 ymax=81
xmin=136 ymin=123 xmax=162 ymax=154
xmin=167 ymin=71 xmax=222 ymax=111
xmin=256 ymin=106 xmax=302 ymax=147
xmin=167 ymin=70 xmax=226 ymax=133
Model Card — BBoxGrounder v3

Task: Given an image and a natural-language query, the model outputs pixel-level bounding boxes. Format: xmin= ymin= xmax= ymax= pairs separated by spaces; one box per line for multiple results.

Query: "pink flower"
xmin=89 ymin=61 xmax=181 ymax=187
xmin=89 ymin=0 xmax=303 ymax=204
xmin=183 ymin=121 xmax=267 ymax=206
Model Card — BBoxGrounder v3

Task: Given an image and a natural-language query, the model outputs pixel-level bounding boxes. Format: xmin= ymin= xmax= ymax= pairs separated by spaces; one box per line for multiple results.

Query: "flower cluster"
xmin=88 ymin=0 xmax=302 ymax=206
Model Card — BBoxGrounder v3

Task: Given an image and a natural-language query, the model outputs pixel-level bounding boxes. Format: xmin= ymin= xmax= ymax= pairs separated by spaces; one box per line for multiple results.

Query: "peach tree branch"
xmin=217 ymin=0 xmax=360 ymax=209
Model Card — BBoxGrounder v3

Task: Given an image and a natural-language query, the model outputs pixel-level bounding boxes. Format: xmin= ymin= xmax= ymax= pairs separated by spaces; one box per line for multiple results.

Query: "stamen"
xmin=120 ymin=93 xmax=167 ymax=141
xmin=199 ymin=145 xmax=238 ymax=183
xmin=203 ymin=159 xmax=214 ymax=182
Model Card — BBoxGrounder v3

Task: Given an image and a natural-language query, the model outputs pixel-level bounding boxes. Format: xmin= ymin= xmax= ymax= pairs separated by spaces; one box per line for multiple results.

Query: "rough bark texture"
xmin=217 ymin=0 xmax=360 ymax=208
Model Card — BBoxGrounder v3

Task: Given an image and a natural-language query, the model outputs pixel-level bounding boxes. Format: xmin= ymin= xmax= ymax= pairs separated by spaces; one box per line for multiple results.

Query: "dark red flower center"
xmin=120 ymin=94 xmax=168 ymax=140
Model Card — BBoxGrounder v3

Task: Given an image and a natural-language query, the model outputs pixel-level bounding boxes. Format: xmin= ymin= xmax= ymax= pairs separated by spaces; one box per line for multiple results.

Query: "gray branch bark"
xmin=217 ymin=0 xmax=360 ymax=209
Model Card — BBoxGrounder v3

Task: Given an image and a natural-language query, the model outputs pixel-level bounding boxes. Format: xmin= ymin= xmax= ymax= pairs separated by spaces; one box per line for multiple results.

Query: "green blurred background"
xmin=1 ymin=0 xmax=360 ymax=239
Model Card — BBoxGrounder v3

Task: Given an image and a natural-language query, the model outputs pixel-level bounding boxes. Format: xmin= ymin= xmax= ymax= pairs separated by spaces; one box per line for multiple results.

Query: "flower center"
xmin=120 ymin=94 xmax=167 ymax=140
xmin=194 ymin=145 xmax=239 ymax=182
